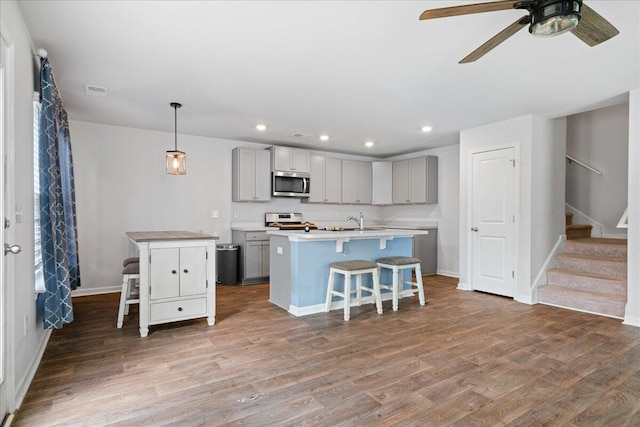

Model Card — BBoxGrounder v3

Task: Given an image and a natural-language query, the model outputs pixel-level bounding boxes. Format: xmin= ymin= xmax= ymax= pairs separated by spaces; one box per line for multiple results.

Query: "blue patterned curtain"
xmin=37 ymin=57 xmax=81 ymax=329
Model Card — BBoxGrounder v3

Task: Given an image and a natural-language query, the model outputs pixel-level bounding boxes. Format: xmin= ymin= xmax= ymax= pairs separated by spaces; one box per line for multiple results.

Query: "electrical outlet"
xmin=234 ymin=211 xmax=240 ymax=218
xmin=277 ymin=247 xmax=283 ymax=254
xmin=213 ymin=231 xmax=219 ymax=237
xmin=210 ymin=210 xmax=219 ymax=218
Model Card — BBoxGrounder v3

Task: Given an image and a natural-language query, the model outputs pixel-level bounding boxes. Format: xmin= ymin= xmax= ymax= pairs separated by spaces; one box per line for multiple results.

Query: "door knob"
xmin=471 ymin=227 xmax=478 ymax=232
xmin=4 ymin=243 xmax=21 ymax=256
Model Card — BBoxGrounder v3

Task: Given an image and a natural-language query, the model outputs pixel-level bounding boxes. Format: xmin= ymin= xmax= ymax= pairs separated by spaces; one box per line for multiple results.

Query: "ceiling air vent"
xmin=84 ymin=84 xmax=109 ymax=97
xmin=292 ymin=133 xmax=312 ymax=138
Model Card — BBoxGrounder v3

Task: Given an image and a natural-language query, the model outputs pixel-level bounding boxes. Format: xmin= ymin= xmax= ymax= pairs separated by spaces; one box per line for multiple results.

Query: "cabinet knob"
xmin=178 ymin=307 xmax=183 ymax=312
xmin=171 ymin=270 xmax=177 ymax=274
xmin=183 ymin=269 xmax=189 ymax=274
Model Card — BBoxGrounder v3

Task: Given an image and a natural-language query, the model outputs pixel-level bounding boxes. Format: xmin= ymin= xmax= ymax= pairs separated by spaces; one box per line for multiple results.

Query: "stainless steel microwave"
xmin=272 ymin=171 xmax=310 ymax=197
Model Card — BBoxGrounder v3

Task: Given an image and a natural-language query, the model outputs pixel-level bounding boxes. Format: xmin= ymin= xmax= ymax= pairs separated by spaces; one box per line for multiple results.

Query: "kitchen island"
xmin=267 ymin=228 xmax=429 ymax=316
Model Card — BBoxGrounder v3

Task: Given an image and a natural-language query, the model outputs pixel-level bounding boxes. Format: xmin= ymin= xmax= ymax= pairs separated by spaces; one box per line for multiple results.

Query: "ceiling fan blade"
xmin=459 ymin=16 xmax=528 ymax=63
xmin=419 ymin=0 xmax=520 ymax=20
xmin=570 ymin=3 xmax=620 ymax=47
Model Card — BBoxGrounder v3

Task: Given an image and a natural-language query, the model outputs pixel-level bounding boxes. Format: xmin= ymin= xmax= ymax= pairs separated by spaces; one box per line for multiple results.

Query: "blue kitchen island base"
xmin=268 ymin=229 xmax=428 ymax=316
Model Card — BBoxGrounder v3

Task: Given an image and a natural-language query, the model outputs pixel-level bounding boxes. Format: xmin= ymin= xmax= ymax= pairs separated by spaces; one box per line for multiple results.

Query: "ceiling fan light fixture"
xmin=530 ymin=0 xmax=581 ymax=37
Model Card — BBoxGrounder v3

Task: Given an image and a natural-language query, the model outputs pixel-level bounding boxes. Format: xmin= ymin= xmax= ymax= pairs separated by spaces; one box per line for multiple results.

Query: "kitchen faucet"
xmin=347 ymin=212 xmax=364 ymax=230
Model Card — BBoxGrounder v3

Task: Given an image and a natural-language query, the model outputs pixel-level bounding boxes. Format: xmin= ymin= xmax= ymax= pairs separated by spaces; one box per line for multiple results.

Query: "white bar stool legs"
xmin=325 ymin=260 xmax=383 ymax=321
xmin=377 ymin=257 xmax=425 ymax=311
xmin=117 ymin=261 xmax=140 ymax=328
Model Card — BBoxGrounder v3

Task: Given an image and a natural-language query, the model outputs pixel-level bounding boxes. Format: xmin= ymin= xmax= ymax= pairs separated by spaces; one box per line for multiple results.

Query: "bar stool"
xmin=325 ymin=260 xmax=383 ymax=321
xmin=117 ymin=261 xmax=140 ymax=328
xmin=376 ymin=256 xmax=425 ymax=311
xmin=123 ymin=257 xmax=139 ymax=267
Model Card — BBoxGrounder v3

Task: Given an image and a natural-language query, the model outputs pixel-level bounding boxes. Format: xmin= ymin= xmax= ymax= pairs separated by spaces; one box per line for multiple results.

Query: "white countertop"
xmin=266 ymin=228 xmax=428 ymax=242
xmin=230 ymin=223 xmax=271 ymax=231
xmin=231 ymin=221 xmax=437 ymax=232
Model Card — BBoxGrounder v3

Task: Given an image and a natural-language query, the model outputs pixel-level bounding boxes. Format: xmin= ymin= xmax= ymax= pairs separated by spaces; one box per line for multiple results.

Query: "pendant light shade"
xmin=166 ymin=102 xmax=186 ymax=175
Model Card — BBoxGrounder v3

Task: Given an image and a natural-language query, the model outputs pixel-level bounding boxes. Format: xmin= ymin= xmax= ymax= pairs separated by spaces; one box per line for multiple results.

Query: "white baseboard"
xmin=71 ymin=286 xmax=120 ymax=297
xmin=15 ymin=329 xmax=52 ymax=410
xmin=436 ymin=269 xmax=459 ymax=278
xmin=531 ymin=234 xmax=566 ymax=296
xmin=288 ymin=291 xmax=416 ymax=317
xmin=517 ymin=295 xmax=535 ymax=305
xmin=623 ymin=316 xmax=640 ymax=327
xmin=457 ymin=282 xmax=471 ymax=291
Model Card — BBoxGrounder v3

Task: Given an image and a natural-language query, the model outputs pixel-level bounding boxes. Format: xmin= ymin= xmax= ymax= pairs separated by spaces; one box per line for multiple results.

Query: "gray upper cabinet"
xmin=372 ymin=161 xmax=392 ymax=205
xmin=392 ymin=155 xmax=438 ymax=204
xmin=309 ymin=155 xmax=342 ymax=203
xmin=271 ymin=146 xmax=310 ymax=173
xmin=232 ymin=147 xmax=271 ymax=202
xmin=342 ymin=160 xmax=372 ymax=205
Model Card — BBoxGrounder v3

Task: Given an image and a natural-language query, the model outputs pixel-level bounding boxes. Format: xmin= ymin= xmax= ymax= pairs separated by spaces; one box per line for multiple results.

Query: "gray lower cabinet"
xmin=414 ymin=229 xmax=437 ymax=275
xmin=232 ymin=230 xmax=270 ymax=284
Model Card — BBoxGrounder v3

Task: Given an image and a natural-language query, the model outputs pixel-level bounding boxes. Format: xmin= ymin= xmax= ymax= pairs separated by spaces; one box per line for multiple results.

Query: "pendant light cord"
xmin=170 ymin=102 xmax=182 ymax=151
xmin=174 ymin=104 xmax=178 ymax=151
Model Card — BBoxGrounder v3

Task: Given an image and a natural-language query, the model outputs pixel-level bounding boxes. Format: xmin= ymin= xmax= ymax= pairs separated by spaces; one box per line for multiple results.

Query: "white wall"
xmin=459 ymin=115 xmax=566 ymax=303
xmin=71 ymin=120 xmax=462 ymax=293
xmin=531 ymin=116 xmax=567 ymax=295
xmin=566 ymin=103 xmax=629 ymax=237
xmin=383 ymin=141 xmax=460 ymax=277
xmin=624 ymin=89 xmax=640 ymax=326
xmin=1 ymin=0 xmax=50 ymax=410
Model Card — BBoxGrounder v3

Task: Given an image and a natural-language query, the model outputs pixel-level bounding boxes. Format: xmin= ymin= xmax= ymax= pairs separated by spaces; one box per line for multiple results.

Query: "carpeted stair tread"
xmin=565 ymin=238 xmax=628 ymax=258
xmin=538 ymin=285 xmax=626 ymax=318
xmin=566 ymin=224 xmax=592 ymax=240
xmin=547 ymin=268 xmax=626 ymax=296
xmin=565 ymin=212 xmax=573 ymax=226
xmin=566 ymin=224 xmax=592 ymax=231
xmin=556 ymin=253 xmax=627 ymax=278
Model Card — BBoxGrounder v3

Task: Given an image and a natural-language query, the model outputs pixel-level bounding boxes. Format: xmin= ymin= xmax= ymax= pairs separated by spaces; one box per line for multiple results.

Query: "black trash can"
xmin=216 ymin=244 xmax=239 ymax=285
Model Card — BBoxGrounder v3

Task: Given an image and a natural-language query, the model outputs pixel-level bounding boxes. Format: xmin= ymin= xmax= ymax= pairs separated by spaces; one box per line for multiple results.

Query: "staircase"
xmin=538 ymin=236 xmax=628 ymax=319
xmin=565 ymin=212 xmax=593 ymax=239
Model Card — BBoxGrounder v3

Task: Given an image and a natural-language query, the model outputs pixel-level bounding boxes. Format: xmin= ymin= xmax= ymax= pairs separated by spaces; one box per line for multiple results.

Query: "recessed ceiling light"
xmin=364 ymin=141 xmax=374 ymax=148
xmin=421 ymin=126 xmax=433 ymax=133
xmin=256 ymin=124 xmax=267 ymax=131
xmin=319 ymin=135 xmax=329 ymax=141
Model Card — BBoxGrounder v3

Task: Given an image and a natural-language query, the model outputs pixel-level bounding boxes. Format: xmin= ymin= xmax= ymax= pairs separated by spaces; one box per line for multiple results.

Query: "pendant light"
xmin=166 ymin=102 xmax=186 ymax=175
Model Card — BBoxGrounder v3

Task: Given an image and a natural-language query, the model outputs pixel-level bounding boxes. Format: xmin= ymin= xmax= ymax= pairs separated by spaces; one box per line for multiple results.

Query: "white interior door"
xmin=471 ymin=147 xmax=516 ymax=297
xmin=1 ymin=31 xmax=15 ymax=422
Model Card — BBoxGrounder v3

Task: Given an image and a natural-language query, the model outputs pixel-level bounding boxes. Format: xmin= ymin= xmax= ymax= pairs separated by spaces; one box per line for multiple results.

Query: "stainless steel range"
xmin=265 ymin=212 xmax=317 ymax=230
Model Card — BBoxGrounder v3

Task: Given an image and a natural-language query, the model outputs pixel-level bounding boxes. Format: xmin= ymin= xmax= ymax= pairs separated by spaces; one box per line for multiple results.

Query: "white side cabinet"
xmin=308 ymin=155 xmax=342 ymax=203
xmin=392 ymin=155 xmax=438 ymax=204
xmin=127 ymin=231 xmax=217 ymax=338
xmin=271 ymin=146 xmax=310 ymax=173
xmin=341 ymin=160 xmax=372 ymax=205
xmin=232 ymin=147 xmax=271 ymax=202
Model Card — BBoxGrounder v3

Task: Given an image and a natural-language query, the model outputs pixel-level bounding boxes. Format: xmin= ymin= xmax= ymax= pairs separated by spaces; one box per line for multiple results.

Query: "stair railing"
xmin=617 ymin=207 xmax=628 ymax=229
xmin=566 ymin=155 xmax=603 ymax=175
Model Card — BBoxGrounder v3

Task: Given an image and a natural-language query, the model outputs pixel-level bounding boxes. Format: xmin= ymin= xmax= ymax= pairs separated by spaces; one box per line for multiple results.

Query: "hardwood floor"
xmin=13 ymin=276 xmax=640 ymax=426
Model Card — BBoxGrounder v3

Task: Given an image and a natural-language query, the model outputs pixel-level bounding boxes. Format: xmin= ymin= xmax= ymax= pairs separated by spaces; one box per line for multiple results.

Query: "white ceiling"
xmin=17 ymin=1 xmax=640 ymax=158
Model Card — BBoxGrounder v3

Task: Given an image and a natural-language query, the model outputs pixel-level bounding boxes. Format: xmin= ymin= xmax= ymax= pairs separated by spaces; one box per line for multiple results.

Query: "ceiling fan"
xmin=419 ymin=0 xmax=619 ymax=63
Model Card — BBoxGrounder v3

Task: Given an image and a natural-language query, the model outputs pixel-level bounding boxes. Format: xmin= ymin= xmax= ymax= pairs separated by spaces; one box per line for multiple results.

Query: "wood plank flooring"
xmin=12 ymin=275 xmax=640 ymax=426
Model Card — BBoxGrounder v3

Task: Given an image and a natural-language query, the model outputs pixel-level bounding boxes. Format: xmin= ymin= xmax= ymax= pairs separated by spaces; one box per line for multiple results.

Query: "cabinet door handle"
xmin=171 ymin=270 xmax=177 ymax=274
xmin=183 ymin=269 xmax=189 ymax=274
xmin=178 ymin=307 xmax=183 ymax=312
